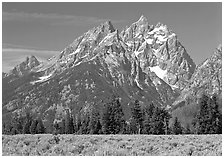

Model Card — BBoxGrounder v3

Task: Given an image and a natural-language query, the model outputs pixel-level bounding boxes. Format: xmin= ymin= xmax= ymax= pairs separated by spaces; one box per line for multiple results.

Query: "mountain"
xmin=171 ymin=45 xmax=222 ymax=128
xmin=119 ymin=15 xmax=196 ymax=90
xmin=7 ymin=55 xmax=40 ymax=77
xmin=173 ymin=45 xmax=222 ymax=107
xmin=2 ymin=16 xmax=221 ymax=132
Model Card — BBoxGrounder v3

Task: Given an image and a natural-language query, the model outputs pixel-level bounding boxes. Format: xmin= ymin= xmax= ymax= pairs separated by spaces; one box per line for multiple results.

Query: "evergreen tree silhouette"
xmin=171 ymin=117 xmax=183 ymax=135
xmin=30 ymin=119 xmax=38 ymax=134
xmin=36 ymin=118 xmax=45 ymax=134
xmin=101 ymin=96 xmax=125 ymax=134
xmin=131 ymin=100 xmax=143 ymax=134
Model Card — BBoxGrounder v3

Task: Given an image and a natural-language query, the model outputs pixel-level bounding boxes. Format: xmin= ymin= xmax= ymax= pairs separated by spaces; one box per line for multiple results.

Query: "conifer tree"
xmin=131 ymin=100 xmax=143 ymax=134
xmin=146 ymin=106 xmax=171 ymax=135
xmin=80 ymin=115 xmax=90 ymax=134
xmin=142 ymin=103 xmax=155 ymax=134
xmin=183 ymin=123 xmax=191 ymax=134
xmin=101 ymin=96 xmax=125 ymax=134
xmin=129 ymin=117 xmax=138 ymax=134
xmin=171 ymin=117 xmax=183 ymax=135
xmin=192 ymin=94 xmax=222 ymax=134
xmin=23 ymin=120 xmax=32 ymax=134
xmin=22 ymin=112 xmax=33 ymax=134
xmin=30 ymin=119 xmax=38 ymax=134
xmin=89 ymin=109 xmax=102 ymax=134
xmin=10 ymin=113 xmax=24 ymax=134
xmin=208 ymin=95 xmax=222 ymax=134
xmin=75 ymin=113 xmax=82 ymax=134
xmin=65 ymin=109 xmax=74 ymax=134
xmin=36 ymin=118 xmax=45 ymax=134
xmin=53 ymin=122 xmax=60 ymax=135
xmin=60 ymin=118 xmax=66 ymax=134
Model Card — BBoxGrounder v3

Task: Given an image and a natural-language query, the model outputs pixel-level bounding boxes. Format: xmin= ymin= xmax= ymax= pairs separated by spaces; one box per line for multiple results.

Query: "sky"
xmin=2 ymin=2 xmax=222 ymax=72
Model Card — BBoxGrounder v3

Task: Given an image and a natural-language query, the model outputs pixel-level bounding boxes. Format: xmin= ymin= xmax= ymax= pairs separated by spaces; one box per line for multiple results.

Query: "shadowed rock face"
xmin=2 ymin=16 xmax=221 ymax=131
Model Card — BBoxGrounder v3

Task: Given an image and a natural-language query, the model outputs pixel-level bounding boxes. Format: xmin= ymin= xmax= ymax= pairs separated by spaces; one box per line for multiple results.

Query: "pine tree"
xmin=30 ymin=119 xmax=38 ymax=134
xmin=129 ymin=117 xmax=138 ymax=134
xmin=146 ymin=106 xmax=171 ymax=135
xmin=172 ymin=117 xmax=183 ymax=135
xmin=80 ymin=115 xmax=90 ymax=134
xmin=142 ymin=103 xmax=155 ymax=134
xmin=101 ymin=96 xmax=125 ymax=134
xmin=192 ymin=94 xmax=222 ymax=134
xmin=183 ymin=123 xmax=191 ymax=134
xmin=10 ymin=113 xmax=25 ymax=134
xmin=60 ymin=119 xmax=66 ymax=134
xmin=89 ymin=109 xmax=102 ymax=134
xmin=65 ymin=109 xmax=74 ymax=134
xmin=36 ymin=118 xmax=45 ymax=134
xmin=208 ymin=95 xmax=222 ymax=134
xmin=131 ymin=100 xmax=143 ymax=134
xmin=22 ymin=112 xmax=33 ymax=134
xmin=23 ymin=120 xmax=32 ymax=134
xmin=53 ymin=122 xmax=60 ymax=135
xmin=75 ymin=113 xmax=82 ymax=134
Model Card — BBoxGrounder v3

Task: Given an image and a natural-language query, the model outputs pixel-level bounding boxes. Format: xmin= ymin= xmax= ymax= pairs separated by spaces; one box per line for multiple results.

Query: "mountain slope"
xmin=173 ymin=45 xmax=222 ymax=107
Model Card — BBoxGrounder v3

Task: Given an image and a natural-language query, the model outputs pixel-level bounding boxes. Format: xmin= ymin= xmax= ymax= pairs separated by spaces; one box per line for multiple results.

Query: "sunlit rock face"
xmin=120 ymin=15 xmax=196 ymax=90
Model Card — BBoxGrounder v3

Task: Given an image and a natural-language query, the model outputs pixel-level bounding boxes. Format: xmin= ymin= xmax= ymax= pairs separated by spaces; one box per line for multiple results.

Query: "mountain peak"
xmin=135 ymin=15 xmax=148 ymax=25
xmin=9 ymin=55 xmax=40 ymax=76
xmin=100 ymin=20 xmax=115 ymax=33
xmin=25 ymin=55 xmax=39 ymax=64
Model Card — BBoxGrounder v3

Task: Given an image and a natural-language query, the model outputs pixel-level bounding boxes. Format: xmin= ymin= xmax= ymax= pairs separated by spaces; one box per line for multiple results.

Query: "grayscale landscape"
xmin=2 ymin=2 xmax=222 ymax=156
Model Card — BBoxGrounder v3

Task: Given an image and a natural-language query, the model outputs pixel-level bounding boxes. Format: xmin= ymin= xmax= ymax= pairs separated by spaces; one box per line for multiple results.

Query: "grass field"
xmin=2 ymin=134 xmax=222 ymax=156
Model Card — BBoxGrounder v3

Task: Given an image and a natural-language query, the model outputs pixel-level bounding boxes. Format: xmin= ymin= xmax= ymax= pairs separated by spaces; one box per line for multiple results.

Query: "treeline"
xmin=3 ymin=112 xmax=45 ymax=135
xmin=2 ymin=94 xmax=221 ymax=135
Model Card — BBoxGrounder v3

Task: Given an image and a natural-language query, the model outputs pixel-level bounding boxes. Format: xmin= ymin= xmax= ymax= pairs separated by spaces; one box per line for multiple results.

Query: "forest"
xmin=2 ymin=93 xmax=222 ymax=135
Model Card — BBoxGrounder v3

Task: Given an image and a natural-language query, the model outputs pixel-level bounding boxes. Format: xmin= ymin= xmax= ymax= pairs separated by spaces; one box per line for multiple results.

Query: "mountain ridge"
xmin=2 ymin=15 xmax=221 ymax=132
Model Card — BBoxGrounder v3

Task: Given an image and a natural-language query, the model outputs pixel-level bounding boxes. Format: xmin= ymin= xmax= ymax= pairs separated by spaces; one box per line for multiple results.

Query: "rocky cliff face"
xmin=120 ymin=16 xmax=196 ymax=90
xmin=2 ymin=15 xmax=221 ymax=131
xmin=173 ymin=45 xmax=222 ymax=106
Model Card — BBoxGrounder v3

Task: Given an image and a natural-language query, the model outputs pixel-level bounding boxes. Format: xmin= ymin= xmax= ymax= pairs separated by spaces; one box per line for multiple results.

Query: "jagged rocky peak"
xmin=173 ymin=45 xmax=222 ymax=106
xmin=61 ymin=20 xmax=116 ymax=56
xmin=103 ymin=20 xmax=115 ymax=33
xmin=25 ymin=55 xmax=40 ymax=67
xmin=8 ymin=55 xmax=40 ymax=76
xmin=136 ymin=15 xmax=148 ymax=25
xmin=119 ymin=15 xmax=196 ymax=90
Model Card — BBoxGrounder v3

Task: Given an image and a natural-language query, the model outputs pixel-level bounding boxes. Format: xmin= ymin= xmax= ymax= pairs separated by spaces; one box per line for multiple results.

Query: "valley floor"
xmin=2 ymin=134 xmax=222 ymax=156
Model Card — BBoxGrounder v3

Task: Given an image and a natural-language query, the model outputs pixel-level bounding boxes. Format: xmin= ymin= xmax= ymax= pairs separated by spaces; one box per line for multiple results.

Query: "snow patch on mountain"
xmin=145 ymin=38 xmax=154 ymax=44
xmin=30 ymin=73 xmax=53 ymax=85
xmin=150 ymin=66 xmax=167 ymax=80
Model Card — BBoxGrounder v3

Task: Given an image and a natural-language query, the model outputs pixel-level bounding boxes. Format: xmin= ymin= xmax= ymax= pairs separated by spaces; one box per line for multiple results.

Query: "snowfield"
xmin=2 ymin=134 xmax=221 ymax=156
xmin=150 ymin=66 xmax=167 ymax=80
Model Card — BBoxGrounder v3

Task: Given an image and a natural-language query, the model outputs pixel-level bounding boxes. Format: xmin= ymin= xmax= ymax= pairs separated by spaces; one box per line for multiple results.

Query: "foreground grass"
xmin=2 ymin=134 xmax=222 ymax=156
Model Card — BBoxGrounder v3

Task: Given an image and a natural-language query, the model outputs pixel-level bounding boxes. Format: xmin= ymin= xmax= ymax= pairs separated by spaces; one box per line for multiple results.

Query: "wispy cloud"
xmin=3 ymin=43 xmax=42 ymax=50
xmin=2 ymin=47 xmax=60 ymax=72
xmin=3 ymin=11 xmax=125 ymax=26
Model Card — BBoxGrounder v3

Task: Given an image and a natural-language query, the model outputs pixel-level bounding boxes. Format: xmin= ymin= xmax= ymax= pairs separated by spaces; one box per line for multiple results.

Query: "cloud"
xmin=2 ymin=11 xmax=125 ymax=26
xmin=2 ymin=47 xmax=60 ymax=72
xmin=3 ymin=43 xmax=42 ymax=50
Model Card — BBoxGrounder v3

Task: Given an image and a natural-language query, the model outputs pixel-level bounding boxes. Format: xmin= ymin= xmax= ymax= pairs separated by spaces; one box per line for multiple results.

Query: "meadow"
xmin=2 ymin=134 xmax=221 ymax=156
